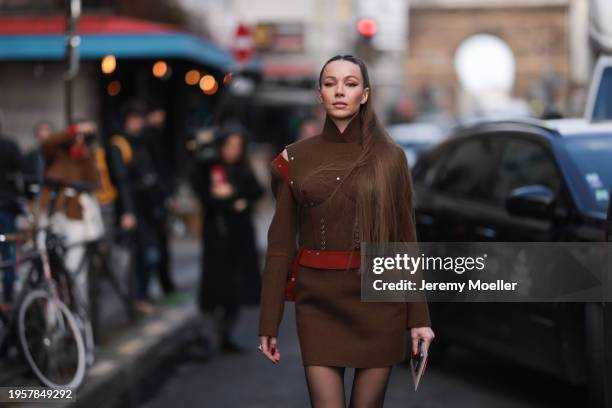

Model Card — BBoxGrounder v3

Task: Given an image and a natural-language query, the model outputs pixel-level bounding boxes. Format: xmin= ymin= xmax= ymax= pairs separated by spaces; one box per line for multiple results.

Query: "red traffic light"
xmin=357 ymin=18 xmax=378 ymax=37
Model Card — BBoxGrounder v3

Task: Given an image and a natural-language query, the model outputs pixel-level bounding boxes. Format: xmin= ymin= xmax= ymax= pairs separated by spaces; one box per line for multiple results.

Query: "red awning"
xmin=0 ymin=15 xmax=176 ymax=35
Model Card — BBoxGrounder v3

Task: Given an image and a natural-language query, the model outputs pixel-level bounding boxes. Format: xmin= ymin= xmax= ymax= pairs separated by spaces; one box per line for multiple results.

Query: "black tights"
xmin=304 ymin=365 xmax=392 ymax=408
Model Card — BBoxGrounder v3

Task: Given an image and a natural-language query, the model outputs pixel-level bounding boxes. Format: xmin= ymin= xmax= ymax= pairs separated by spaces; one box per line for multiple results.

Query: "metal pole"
xmin=64 ymin=0 xmax=81 ymax=126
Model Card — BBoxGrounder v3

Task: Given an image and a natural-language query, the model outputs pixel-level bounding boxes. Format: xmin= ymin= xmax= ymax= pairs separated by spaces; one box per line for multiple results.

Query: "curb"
xmin=60 ymin=303 xmax=199 ymax=408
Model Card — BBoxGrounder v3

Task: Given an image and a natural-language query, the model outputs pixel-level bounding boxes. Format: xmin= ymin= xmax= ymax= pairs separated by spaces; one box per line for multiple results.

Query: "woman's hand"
xmin=259 ymin=335 xmax=281 ymax=364
xmin=211 ymin=182 xmax=234 ymax=199
xmin=410 ymin=327 xmax=435 ymax=356
xmin=233 ymin=198 xmax=247 ymax=212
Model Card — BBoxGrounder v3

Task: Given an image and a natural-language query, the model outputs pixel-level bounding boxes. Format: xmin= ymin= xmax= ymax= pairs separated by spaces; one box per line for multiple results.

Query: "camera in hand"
xmin=83 ymin=132 xmax=98 ymax=146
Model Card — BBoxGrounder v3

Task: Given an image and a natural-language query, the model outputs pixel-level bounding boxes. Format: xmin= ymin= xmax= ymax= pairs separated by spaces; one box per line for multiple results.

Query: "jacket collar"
xmin=321 ymin=113 xmax=361 ymax=143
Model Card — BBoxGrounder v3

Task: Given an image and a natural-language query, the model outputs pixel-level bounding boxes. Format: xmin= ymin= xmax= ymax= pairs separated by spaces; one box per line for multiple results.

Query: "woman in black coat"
xmin=191 ymin=127 xmax=263 ymax=352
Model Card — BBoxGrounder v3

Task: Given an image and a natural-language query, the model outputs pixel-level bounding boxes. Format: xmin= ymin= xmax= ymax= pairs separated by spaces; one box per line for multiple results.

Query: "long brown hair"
xmin=318 ymin=54 xmax=417 ymax=243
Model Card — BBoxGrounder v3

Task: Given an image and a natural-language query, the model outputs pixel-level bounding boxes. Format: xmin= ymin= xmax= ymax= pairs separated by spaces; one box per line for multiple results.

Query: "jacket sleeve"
xmin=258 ymin=153 xmax=297 ymax=337
xmin=394 ymin=147 xmax=432 ymax=329
xmin=82 ymin=149 xmax=101 ymax=186
xmin=240 ymin=170 xmax=264 ymax=204
xmin=41 ymin=126 xmax=77 ymax=163
xmin=406 ymin=299 xmax=431 ymax=328
xmin=405 ymin=230 xmax=431 ymax=329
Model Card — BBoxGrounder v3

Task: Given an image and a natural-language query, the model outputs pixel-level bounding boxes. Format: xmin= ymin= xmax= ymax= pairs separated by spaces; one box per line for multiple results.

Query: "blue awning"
xmin=0 ymin=32 xmax=235 ymax=71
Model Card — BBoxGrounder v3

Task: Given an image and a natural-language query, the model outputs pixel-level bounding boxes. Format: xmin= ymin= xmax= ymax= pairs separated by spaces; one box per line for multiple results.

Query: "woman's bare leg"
xmin=304 ymin=365 xmax=346 ymax=408
xmin=348 ymin=366 xmax=393 ymax=408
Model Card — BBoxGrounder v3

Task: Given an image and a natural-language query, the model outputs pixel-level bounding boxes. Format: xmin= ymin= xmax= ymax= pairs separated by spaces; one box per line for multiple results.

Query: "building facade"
xmin=406 ymin=0 xmax=589 ymax=117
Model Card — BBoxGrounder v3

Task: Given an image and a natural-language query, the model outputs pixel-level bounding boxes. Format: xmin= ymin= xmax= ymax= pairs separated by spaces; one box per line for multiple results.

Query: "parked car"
xmin=412 ymin=117 xmax=612 ymax=408
xmin=387 ymin=122 xmax=446 ymax=167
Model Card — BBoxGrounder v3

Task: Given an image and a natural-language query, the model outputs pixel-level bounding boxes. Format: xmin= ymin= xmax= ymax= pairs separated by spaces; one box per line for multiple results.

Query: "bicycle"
xmin=0 ymin=230 xmax=86 ymax=389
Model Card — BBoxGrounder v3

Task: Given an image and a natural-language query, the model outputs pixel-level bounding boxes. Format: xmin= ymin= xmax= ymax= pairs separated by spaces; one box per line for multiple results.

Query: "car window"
xmin=434 ymin=137 xmax=497 ymax=199
xmin=412 ymin=147 xmax=451 ymax=186
xmin=593 ymin=67 xmax=612 ymax=121
xmin=563 ymin=135 xmax=612 ymax=214
xmin=492 ymin=138 xmax=562 ymax=204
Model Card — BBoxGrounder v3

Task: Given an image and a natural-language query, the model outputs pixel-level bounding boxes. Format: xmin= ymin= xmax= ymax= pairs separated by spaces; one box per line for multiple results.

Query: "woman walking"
xmin=258 ymin=55 xmax=435 ymax=407
xmin=192 ymin=127 xmax=264 ymax=352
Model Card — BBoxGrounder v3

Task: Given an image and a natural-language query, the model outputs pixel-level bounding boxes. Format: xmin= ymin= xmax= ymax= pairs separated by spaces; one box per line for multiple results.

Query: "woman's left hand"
xmin=410 ymin=327 xmax=435 ymax=356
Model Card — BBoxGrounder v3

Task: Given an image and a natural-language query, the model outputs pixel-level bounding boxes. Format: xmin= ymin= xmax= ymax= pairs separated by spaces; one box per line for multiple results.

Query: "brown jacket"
xmin=39 ymin=128 xmax=100 ymax=220
xmin=259 ymin=114 xmax=431 ymax=348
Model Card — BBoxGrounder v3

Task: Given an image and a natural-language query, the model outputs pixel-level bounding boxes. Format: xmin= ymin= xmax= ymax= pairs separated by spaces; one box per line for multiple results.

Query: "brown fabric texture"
xmin=39 ymin=129 xmax=100 ymax=220
xmin=259 ymin=114 xmax=431 ymax=367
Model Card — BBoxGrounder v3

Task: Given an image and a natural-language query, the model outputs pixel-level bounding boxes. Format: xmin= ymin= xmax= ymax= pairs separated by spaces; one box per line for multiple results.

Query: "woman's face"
xmin=319 ymin=60 xmax=369 ymax=120
xmin=221 ymin=134 xmax=243 ymax=164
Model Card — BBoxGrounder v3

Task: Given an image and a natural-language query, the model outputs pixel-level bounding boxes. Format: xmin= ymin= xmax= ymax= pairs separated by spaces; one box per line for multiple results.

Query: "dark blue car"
xmin=412 ymin=118 xmax=612 ymax=408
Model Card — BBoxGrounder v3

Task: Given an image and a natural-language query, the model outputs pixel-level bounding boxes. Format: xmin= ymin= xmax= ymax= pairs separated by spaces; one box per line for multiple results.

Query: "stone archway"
xmin=406 ymin=3 xmax=570 ymax=116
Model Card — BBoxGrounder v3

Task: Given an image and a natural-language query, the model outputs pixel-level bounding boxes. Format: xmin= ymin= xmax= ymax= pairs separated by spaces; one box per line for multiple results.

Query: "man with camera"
xmin=39 ymin=120 xmax=103 ymax=306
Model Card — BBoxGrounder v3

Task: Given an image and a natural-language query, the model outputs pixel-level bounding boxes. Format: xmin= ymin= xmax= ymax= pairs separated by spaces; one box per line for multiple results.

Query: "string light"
xmin=185 ymin=69 xmax=201 ymax=85
xmin=152 ymin=61 xmax=169 ymax=78
xmin=107 ymin=80 xmax=121 ymax=96
xmin=101 ymin=55 xmax=116 ymax=74
xmin=199 ymin=74 xmax=217 ymax=93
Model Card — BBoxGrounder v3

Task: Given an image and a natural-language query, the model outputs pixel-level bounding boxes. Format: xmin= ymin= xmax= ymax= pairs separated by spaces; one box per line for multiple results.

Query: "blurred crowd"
xmin=0 ymin=102 xmax=264 ymax=352
xmin=0 ymin=102 xmax=176 ymax=315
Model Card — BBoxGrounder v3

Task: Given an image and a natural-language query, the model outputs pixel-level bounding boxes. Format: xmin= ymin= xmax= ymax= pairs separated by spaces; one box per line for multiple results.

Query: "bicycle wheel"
xmin=50 ymin=257 xmax=95 ymax=367
xmin=73 ymin=305 xmax=95 ymax=367
xmin=17 ymin=289 xmax=86 ymax=389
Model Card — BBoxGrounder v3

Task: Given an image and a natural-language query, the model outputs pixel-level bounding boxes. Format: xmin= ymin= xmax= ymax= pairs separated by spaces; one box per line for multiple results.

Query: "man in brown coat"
xmin=39 ymin=121 xmax=100 ymax=218
xmin=39 ymin=120 xmax=103 ymax=306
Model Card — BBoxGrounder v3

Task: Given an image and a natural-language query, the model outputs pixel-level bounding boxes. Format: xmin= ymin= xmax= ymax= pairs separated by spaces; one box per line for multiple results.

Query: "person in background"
xmin=145 ymin=103 xmax=177 ymax=297
xmin=23 ymin=121 xmax=53 ymax=192
xmin=39 ymin=120 xmax=103 ymax=308
xmin=0 ymin=121 xmax=22 ymax=313
xmin=114 ymin=101 xmax=163 ymax=315
xmin=190 ymin=125 xmax=263 ymax=353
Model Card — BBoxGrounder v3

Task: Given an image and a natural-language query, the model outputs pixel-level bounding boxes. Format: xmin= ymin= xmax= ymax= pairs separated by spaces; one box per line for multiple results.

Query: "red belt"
xmin=285 ymin=247 xmax=361 ymax=301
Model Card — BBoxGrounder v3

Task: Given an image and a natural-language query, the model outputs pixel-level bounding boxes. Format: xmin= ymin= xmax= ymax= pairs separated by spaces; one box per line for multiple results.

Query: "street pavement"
xmin=141 ymin=302 xmax=586 ymax=408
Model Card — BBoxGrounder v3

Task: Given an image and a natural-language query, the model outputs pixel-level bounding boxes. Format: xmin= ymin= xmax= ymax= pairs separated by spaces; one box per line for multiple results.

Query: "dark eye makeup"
xmin=323 ymin=81 xmax=360 ymax=87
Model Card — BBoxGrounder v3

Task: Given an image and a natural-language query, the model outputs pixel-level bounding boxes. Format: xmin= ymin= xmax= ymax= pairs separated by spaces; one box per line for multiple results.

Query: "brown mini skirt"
xmin=295 ymin=265 xmax=408 ymax=368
